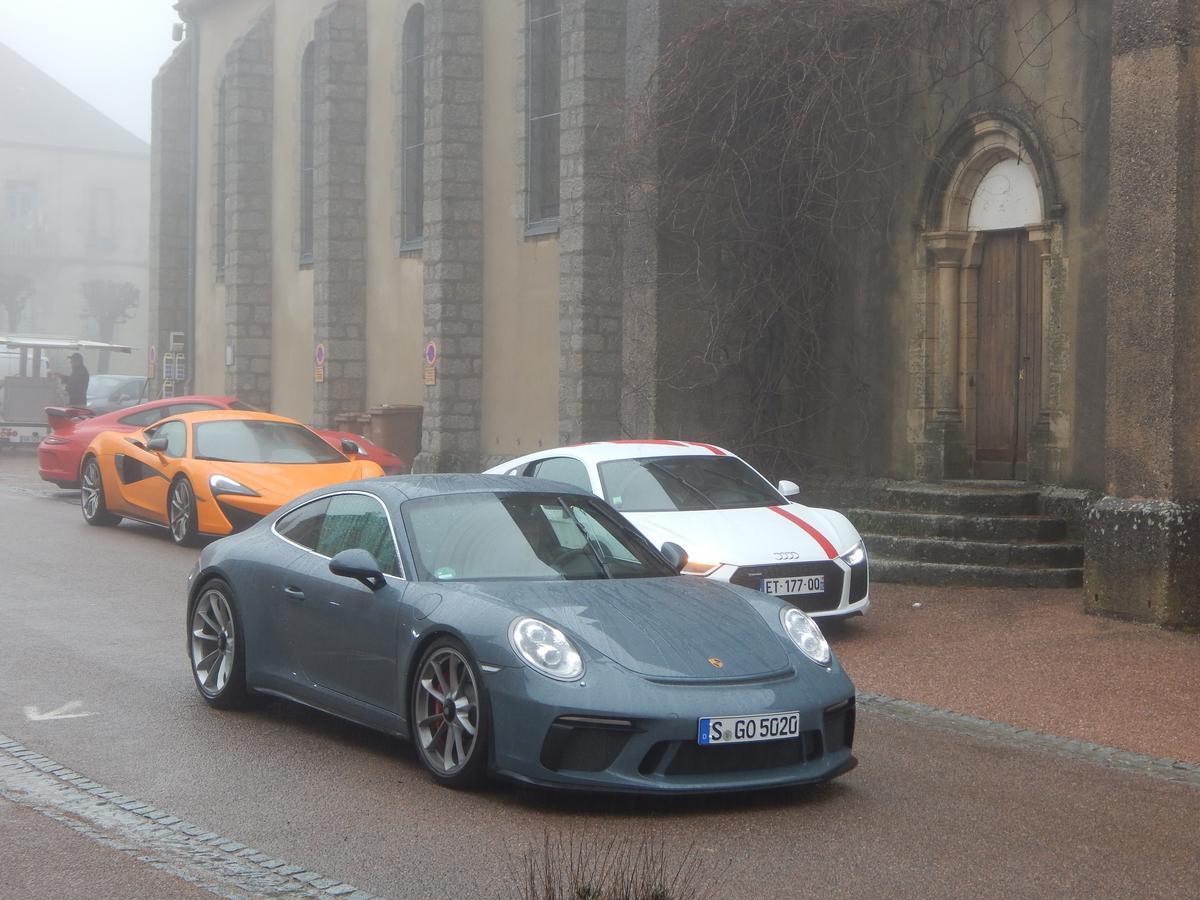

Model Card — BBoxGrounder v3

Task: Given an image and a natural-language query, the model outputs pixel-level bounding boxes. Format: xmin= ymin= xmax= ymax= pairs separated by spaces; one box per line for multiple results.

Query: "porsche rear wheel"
xmin=188 ymin=579 xmax=248 ymax=709
xmin=80 ymin=458 xmax=119 ymax=526
xmin=169 ymin=477 xmax=200 ymax=547
xmin=411 ymin=638 xmax=489 ymax=789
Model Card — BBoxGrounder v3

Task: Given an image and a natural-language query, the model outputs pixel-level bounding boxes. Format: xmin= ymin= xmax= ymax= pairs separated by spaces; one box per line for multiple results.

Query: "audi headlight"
xmin=208 ymin=474 xmax=260 ymax=497
xmin=841 ymin=540 xmax=867 ymax=567
xmin=781 ymin=608 xmax=831 ymax=666
xmin=510 ymin=617 xmax=584 ymax=681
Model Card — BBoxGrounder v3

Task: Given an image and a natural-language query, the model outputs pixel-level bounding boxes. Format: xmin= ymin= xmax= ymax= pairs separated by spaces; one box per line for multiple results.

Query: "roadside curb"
xmin=0 ymin=734 xmax=378 ymax=899
xmin=858 ymin=693 xmax=1200 ymax=789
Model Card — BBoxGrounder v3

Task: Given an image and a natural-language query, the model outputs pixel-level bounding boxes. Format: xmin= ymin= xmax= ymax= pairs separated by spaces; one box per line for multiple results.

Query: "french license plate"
xmin=697 ymin=711 xmax=801 ymax=745
xmin=762 ymin=575 xmax=824 ymax=596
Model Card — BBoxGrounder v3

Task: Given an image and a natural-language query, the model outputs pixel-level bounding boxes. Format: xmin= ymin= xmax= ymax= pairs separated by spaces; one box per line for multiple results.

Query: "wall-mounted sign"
xmin=424 ymin=341 xmax=437 ymax=367
xmin=315 ymin=343 xmax=327 ymax=367
xmin=423 ymin=365 xmax=436 ymax=386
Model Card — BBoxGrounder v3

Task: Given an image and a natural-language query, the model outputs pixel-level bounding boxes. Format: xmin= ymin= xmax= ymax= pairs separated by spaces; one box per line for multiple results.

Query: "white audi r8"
xmin=485 ymin=441 xmax=868 ymax=619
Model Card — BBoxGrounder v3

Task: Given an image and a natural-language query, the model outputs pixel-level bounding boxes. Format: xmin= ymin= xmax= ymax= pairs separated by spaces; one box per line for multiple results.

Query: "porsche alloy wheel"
xmin=189 ymin=580 xmax=247 ymax=708
xmin=80 ymin=458 xmax=119 ymax=526
xmin=412 ymin=640 xmax=488 ymax=788
xmin=169 ymin=478 xmax=199 ymax=547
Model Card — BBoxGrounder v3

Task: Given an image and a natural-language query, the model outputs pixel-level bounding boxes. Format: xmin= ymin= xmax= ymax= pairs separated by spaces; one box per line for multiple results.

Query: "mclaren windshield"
xmin=402 ymin=491 xmax=677 ymax=582
xmin=193 ymin=420 xmax=346 ymax=464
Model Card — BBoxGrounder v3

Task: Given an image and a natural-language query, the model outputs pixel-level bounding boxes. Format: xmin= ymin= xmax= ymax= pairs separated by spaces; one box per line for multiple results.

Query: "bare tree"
xmin=0 ymin=272 xmax=35 ymax=332
xmin=81 ymin=279 xmax=139 ymax=372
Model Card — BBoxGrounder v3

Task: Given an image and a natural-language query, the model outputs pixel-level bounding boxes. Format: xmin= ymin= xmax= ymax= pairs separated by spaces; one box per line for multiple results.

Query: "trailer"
xmin=0 ymin=336 xmax=133 ymax=448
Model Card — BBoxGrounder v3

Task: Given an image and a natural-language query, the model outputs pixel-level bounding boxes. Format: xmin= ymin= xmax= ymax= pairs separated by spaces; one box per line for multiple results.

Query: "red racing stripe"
xmin=768 ymin=505 xmax=838 ymax=559
xmin=687 ymin=442 xmax=727 ymax=455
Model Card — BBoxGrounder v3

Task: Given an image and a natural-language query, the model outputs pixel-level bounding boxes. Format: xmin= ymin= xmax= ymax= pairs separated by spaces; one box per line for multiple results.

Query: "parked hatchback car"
xmin=486 ymin=441 xmax=869 ymax=619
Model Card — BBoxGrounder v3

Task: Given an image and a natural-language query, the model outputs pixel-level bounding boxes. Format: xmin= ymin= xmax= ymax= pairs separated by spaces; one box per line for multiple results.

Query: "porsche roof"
xmin=342 ymin=474 xmax=594 ymax=503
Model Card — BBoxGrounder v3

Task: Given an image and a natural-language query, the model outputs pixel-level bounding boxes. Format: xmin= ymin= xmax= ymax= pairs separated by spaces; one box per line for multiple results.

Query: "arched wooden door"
xmin=974 ymin=229 xmax=1042 ymax=479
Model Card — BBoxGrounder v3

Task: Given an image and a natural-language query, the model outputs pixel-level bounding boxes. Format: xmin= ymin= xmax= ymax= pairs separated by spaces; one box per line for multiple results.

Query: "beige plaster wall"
xmin=270 ymin=0 xmax=322 ymax=422
xmin=480 ymin=0 xmax=560 ymax=461
xmin=0 ymin=144 xmax=149 ymax=376
xmin=192 ymin=0 xmax=272 ymax=396
xmin=365 ymin=0 xmax=424 ymax=411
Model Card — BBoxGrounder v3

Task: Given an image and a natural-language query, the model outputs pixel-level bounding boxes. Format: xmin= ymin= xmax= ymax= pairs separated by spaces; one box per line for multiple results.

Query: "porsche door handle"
xmin=283 ymin=586 xmax=305 ymax=602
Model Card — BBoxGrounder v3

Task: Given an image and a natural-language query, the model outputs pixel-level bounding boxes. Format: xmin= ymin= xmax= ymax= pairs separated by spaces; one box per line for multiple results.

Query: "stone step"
xmin=873 ymin=482 xmax=1041 ymax=516
xmin=846 ymin=508 xmax=1068 ymax=542
xmin=871 ymin=558 xmax=1083 ymax=588
xmin=863 ymin=533 xmax=1084 ymax=568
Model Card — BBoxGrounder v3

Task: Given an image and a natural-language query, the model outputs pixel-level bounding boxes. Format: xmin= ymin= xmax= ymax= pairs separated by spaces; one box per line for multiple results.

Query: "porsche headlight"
xmin=208 ymin=474 xmax=259 ymax=497
xmin=781 ymin=608 xmax=831 ymax=666
xmin=510 ymin=617 xmax=584 ymax=681
xmin=841 ymin=540 xmax=867 ymax=567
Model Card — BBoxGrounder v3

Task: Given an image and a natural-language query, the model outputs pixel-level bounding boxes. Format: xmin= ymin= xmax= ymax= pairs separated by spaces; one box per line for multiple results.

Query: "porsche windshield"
xmin=402 ymin=492 xmax=677 ymax=582
xmin=598 ymin=456 xmax=783 ymax=512
xmin=193 ymin=420 xmax=345 ymax=464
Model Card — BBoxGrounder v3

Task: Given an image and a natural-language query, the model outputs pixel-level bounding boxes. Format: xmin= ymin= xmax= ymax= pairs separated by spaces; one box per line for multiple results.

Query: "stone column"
xmin=148 ymin=41 xmax=194 ymax=394
xmin=915 ymin=232 xmax=969 ymax=481
xmin=222 ymin=10 xmax=274 ymax=410
xmin=1085 ymin=0 xmax=1200 ymax=627
xmin=411 ymin=0 xmax=485 ymax=473
xmin=312 ymin=0 xmax=369 ymax=428
xmin=558 ymin=0 xmax=626 ymax=444
xmin=1026 ymin=224 xmax=1057 ymax=484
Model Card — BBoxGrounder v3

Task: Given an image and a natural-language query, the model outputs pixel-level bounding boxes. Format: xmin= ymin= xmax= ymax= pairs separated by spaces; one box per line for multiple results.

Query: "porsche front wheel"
xmin=169 ymin=477 xmax=200 ymax=547
xmin=80 ymin=458 xmax=120 ymax=526
xmin=411 ymin=638 xmax=490 ymax=789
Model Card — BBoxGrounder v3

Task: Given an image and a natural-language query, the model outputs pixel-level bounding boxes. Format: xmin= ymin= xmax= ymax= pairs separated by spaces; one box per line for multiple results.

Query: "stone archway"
xmin=913 ymin=114 xmax=1065 ymax=483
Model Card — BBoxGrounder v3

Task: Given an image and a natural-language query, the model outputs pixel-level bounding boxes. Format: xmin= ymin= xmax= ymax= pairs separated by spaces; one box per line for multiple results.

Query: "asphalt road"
xmin=1 ymin=450 xmax=1198 ymax=899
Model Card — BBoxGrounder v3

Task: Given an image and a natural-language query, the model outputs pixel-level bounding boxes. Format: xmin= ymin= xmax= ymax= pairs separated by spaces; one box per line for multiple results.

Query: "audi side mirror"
xmin=329 ymin=548 xmax=386 ymax=591
xmin=778 ymin=480 xmax=800 ymax=498
xmin=660 ymin=541 xmax=689 ymax=574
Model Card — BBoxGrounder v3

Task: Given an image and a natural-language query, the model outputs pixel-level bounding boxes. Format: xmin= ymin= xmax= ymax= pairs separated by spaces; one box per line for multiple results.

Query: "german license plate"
xmin=697 ymin=711 xmax=801 ymax=745
xmin=762 ymin=575 xmax=824 ymax=596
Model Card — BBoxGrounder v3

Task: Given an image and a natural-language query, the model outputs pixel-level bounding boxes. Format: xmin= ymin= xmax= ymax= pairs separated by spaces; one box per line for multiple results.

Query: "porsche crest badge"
xmin=708 ymin=657 xmax=724 ymax=669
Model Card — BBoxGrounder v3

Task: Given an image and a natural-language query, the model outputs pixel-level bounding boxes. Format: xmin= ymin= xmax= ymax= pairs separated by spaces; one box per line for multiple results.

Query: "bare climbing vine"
xmin=617 ymin=0 xmax=1081 ymax=474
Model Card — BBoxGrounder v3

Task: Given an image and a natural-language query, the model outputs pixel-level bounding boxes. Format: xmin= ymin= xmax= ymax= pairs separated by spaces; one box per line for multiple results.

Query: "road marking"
xmin=23 ymin=701 xmax=94 ymax=721
xmin=0 ymin=733 xmax=375 ymax=898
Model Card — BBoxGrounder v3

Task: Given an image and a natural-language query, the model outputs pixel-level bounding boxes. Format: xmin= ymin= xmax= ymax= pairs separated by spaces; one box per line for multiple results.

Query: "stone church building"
xmin=151 ymin=0 xmax=1200 ymax=627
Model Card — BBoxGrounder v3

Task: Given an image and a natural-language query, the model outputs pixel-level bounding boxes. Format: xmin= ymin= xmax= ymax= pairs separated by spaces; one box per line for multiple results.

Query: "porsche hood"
xmin=469 ymin=577 xmax=794 ymax=681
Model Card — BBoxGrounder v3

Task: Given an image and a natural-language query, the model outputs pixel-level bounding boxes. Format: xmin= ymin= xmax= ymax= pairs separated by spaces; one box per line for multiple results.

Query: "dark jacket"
xmin=64 ymin=363 xmax=89 ymax=406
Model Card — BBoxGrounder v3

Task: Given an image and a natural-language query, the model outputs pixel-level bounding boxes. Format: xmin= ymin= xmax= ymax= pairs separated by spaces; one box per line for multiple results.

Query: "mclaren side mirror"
xmin=329 ymin=548 xmax=386 ymax=591
xmin=660 ymin=541 xmax=689 ymax=574
xmin=778 ymin=480 xmax=800 ymax=498
xmin=341 ymin=438 xmax=363 ymax=456
xmin=147 ymin=436 xmax=169 ymax=453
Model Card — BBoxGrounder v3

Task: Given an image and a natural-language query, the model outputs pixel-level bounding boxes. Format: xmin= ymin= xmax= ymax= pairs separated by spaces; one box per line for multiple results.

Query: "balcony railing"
xmin=0 ymin=222 xmax=59 ymax=259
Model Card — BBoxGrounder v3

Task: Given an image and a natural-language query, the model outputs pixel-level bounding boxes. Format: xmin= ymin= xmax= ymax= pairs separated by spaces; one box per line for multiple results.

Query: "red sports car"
xmin=39 ymin=395 xmax=405 ymax=488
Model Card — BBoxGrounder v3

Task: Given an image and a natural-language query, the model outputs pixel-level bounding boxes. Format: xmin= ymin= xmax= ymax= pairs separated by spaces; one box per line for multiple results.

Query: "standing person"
xmin=61 ymin=352 xmax=90 ymax=407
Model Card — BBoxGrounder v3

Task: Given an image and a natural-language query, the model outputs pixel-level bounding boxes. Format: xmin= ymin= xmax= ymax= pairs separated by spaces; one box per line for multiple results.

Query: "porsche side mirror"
xmin=147 ymin=436 xmax=169 ymax=453
xmin=329 ymin=548 xmax=386 ymax=591
xmin=660 ymin=541 xmax=688 ymax=574
xmin=340 ymin=438 xmax=363 ymax=456
xmin=778 ymin=480 xmax=800 ymax=498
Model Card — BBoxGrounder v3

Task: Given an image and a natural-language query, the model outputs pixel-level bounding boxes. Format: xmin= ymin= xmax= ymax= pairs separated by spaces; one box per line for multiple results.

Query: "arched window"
xmin=400 ymin=4 xmax=425 ymax=246
xmin=215 ymin=79 xmax=227 ymax=278
xmin=300 ymin=43 xmax=315 ymax=264
xmin=527 ymin=0 xmax=561 ymax=226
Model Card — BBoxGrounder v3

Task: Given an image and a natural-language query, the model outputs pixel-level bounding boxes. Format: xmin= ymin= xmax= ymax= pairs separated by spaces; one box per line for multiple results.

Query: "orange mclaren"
xmin=80 ymin=410 xmax=385 ymax=545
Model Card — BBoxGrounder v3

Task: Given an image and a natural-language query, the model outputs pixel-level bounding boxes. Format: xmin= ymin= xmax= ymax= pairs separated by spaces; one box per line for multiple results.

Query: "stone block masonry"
xmin=412 ymin=0 xmax=485 ymax=473
xmin=312 ymin=0 xmax=370 ymax=428
xmin=221 ymin=8 xmax=274 ymax=410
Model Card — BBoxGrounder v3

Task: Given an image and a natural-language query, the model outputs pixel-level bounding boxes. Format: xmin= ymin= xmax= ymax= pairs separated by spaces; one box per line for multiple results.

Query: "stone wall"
xmin=412 ymin=0 xmax=485 ymax=473
xmin=148 ymin=40 xmax=194 ymax=392
xmin=221 ymin=9 xmax=274 ymax=409
xmin=311 ymin=0 xmax=369 ymax=428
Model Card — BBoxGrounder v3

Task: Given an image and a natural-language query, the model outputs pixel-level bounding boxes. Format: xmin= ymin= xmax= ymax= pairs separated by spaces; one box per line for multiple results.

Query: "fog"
xmin=0 ymin=0 xmax=181 ymax=141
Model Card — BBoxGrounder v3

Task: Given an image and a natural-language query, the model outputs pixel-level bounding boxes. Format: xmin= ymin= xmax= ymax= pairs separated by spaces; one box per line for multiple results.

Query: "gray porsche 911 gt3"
xmin=186 ymin=474 xmax=857 ymax=793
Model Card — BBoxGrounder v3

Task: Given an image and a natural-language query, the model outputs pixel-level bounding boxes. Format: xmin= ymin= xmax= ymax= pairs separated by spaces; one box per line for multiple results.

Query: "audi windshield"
xmin=597 ymin=456 xmax=783 ymax=513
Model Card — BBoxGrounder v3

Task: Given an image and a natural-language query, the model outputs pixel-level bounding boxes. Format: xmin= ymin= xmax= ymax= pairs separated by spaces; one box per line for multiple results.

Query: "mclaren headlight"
xmin=208 ymin=474 xmax=260 ymax=497
xmin=510 ymin=617 xmax=584 ymax=681
xmin=781 ymin=608 xmax=832 ymax=666
xmin=841 ymin=540 xmax=867 ymax=567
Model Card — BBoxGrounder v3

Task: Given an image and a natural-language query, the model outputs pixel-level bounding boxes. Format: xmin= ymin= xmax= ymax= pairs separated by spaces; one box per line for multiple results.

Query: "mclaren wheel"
xmin=411 ymin=637 xmax=490 ymax=789
xmin=188 ymin=579 xmax=248 ymax=709
xmin=169 ymin=477 xmax=200 ymax=547
xmin=80 ymin=457 xmax=120 ymax=526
